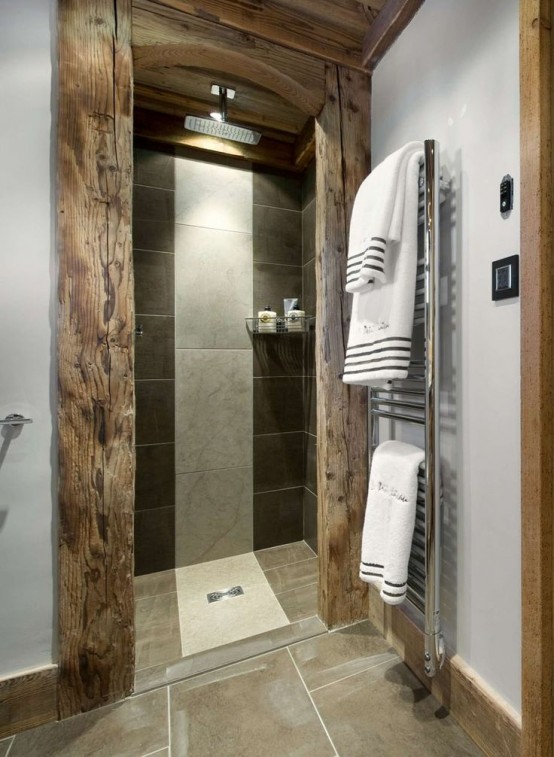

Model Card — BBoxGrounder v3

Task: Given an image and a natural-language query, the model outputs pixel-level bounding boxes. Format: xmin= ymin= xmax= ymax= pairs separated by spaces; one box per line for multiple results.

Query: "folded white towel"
xmin=360 ymin=440 xmax=425 ymax=605
xmin=343 ymin=150 xmax=422 ymax=386
xmin=346 ymin=141 xmax=423 ymax=293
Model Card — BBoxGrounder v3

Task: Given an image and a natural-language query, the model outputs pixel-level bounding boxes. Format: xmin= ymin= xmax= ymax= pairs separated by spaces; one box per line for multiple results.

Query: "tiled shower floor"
xmin=135 ymin=541 xmax=318 ymax=672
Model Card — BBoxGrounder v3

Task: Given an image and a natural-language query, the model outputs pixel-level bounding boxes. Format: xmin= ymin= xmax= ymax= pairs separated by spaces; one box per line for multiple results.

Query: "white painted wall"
xmin=0 ymin=0 xmax=56 ymax=676
xmin=372 ymin=0 xmax=521 ymax=711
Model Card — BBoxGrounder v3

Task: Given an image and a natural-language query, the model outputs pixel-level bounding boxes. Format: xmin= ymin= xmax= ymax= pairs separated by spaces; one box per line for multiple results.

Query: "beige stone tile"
xmin=134 ymin=569 xmax=176 ymax=601
xmin=290 ymin=620 xmax=396 ymax=691
xmin=176 ymin=553 xmax=288 ymax=656
xmin=135 ymin=592 xmax=181 ymax=671
xmin=0 ymin=737 xmax=13 ymax=757
xmin=311 ymin=658 xmax=484 ymax=757
xmin=254 ymin=540 xmax=315 ymax=570
xmin=9 ymin=689 xmax=168 ymax=757
xmin=134 ymin=615 xmax=327 ymax=694
xmin=263 ymin=557 xmax=318 ymax=594
xmin=141 ymin=750 xmax=169 ymax=757
xmin=276 ymin=582 xmax=318 ymax=623
xmin=170 ymin=649 xmax=335 ymax=756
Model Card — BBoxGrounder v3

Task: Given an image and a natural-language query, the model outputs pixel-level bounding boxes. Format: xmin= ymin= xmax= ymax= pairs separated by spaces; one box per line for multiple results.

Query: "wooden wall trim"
xmin=362 ymin=0 xmax=424 ymax=70
xmin=57 ymin=0 xmax=135 ymax=717
xmin=520 ymin=0 xmax=554 ymax=754
xmin=315 ymin=64 xmax=371 ymax=627
xmin=368 ymin=591 xmax=521 ymax=756
xmin=0 ymin=666 xmax=58 ymax=739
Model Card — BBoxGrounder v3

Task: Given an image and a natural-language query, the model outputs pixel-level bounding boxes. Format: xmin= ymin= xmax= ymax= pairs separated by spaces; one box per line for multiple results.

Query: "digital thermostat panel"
xmin=492 ymin=255 xmax=519 ymax=301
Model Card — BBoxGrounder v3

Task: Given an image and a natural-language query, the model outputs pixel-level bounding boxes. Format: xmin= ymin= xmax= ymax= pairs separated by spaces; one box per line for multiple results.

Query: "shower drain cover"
xmin=207 ymin=585 xmax=245 ymax=603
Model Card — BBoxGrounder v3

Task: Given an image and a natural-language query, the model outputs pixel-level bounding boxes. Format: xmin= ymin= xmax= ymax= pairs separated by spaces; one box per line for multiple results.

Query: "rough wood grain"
xmin=0 ymin=666 xmax=58 ymax=738
xmin=57 ymin=0 xmax=135 ymax=717
xmin=362 ymin=0 xmax=424 ymax=69
xmin=136 ymin=0 xmax=380 ymax=69
xmin=315 ymin=64 xmax=371 ymax=627
xmin=368 ymin=591 xmax=521 ymax=756
xmin=134 ymin=107 xmax=300 ymax=171
xmin=520 ymin=0 xmax=554 ymax=754
xmin=294 ymin=117 xmax=315 ymax=170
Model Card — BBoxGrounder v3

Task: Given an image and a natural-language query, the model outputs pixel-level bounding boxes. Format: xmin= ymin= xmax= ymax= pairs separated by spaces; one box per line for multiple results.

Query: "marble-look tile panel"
xmin=9 ymin=689 xmax=168 ymax=757
xmin=134 ymin=146 xmax=175 ymax=190
xmin=134 ymin=249 xmax=175 ymax=316
xmin=253 ymin=205 xmax=302 ymax=266
xmin=135 ymin=380 xmax=175 ymax=446
xmin=141 ymin=750 xmax=169 ymax=757
xmin=134 ymin=616 xmax=326 ymax=694
xmin=176 ymin=349 xmax=252 ymax=473
xmin=253 ymin=376 xmax=304 ymax=435
xmin=312 ymin=658 xmax=484 ymax=757
xmin=254 ymin=540 xmax=314 ymax=571
xmin=133 ymin=185 xmax=174 ymax=223
xmin=135 ymin=592 xmax=181 ymax=671
xmin=305 ymin=432 xmax=318 ymax=495
xmin=134 ymin=569 xmax=176 ymax=600
xmin=303 ymin=488 xmax=318 ymax=554
xmin=253 ymin=432 xmax=304 ymax=492
xmin=276 ymin=582 xmax=318 ymax=623
xmin=253 ymin=261 xmax=302 ymax=317
xmin=252 ymin=332 xmax=304 ymax=377
xmin=0 ymin=737 xmax=13 ymax=757
xmin=290 ymin=621 xmax=395 ymax=691
xmin=264 ymin=557 xmax=318 ymax=594
xmin=134 ymin=506 xmax=175 ymax=576
xmin=302 ymin=256 xmax=316 ymax=317
xmin=136 ymin=443 xmax=175 ymax=512
xmin=175 ymin=466 xmax=253 ymax=566
xmin=175 ymin=156 xmax=252 ymax=232
xmin=135 ymin=315 xmax=175 ymax=380
xmin=253 ymin=488 xmax=303 ymax=550
xmin=169 ymin=649 xmax=335 ymax=756
xmin=253 ymin=169 xmax=302 ymax=210
xmin=175 ymin=225 xmax=252 ymax=349
xmin=302 ymin=198 xmax=316 ymax=264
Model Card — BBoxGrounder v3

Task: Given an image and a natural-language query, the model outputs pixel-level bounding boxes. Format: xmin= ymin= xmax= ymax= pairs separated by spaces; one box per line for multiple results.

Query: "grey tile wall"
xmin=134 ymin=143 xmax=177 ymax=576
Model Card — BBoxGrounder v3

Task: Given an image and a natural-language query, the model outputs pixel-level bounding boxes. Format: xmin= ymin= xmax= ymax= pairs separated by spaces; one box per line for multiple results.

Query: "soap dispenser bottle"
xmin=286 ymin=302 xmax=305 ymax=332
xmin=258 ymin=305 xmax=276 ymax=333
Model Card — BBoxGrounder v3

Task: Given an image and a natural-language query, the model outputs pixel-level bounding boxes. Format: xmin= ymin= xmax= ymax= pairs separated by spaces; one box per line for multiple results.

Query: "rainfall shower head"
xmin=184 ymin=115 xmax=262 ymax=145
xmin=184 ymin=83 xmax=262 ymax=145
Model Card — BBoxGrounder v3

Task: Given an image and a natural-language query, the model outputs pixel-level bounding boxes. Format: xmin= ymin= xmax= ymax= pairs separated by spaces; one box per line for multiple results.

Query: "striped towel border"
xmin=346 ymin=236 xmax=386 ymax=285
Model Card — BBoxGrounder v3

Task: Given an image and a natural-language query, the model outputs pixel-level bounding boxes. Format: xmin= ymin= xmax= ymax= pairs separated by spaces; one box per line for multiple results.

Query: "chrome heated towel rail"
xmin=369 ymin=139 xmax=446 ymax=678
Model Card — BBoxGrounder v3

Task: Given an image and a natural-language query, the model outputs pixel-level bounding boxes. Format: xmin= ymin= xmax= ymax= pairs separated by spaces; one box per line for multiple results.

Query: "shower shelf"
xmin=245 ymin=316 xmax=315 ymax=335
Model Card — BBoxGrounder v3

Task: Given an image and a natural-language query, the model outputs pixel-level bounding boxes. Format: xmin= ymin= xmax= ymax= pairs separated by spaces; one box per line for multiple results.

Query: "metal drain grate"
xmin=207 ymin=585 xmax=245 ymax=604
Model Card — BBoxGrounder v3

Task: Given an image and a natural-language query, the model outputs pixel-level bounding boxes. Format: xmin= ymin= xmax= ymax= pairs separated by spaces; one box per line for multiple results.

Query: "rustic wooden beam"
xmin=520 ymin=0 xmax=554 ymax=753
xmin=294 ymin=117 xmax=315 ymax=170
xmin=0 ymin=666 xmax=58 ymax=738
xmin=57 ymin=0 xmax=135 ymax=717
xmin=361 ymin=0 xmax=424 ymax=70
xmin=315 ymin=64 xmax=371 ymax=627
xmin=135 ymin=107 xmax=301 ymax=172
xmin=136 ymin=0 xmax=373 ymax=70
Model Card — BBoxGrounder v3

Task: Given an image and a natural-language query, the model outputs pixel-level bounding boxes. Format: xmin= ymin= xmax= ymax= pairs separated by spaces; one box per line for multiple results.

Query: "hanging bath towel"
xmin=346 ymin=141 xmax=423 ymax=293
xmin=343 ymin=149 xmax=422 ymax=385
xmin=360 ymin=440 xmax=425 ymax=605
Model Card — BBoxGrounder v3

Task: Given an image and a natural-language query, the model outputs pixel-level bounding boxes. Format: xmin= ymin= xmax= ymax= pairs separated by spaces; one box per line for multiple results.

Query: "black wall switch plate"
xmin=492 ymin=255 xmax=519 ymax=300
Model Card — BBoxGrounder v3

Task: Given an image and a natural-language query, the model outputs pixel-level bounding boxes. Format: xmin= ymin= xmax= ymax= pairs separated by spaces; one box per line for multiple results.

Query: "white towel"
xmin=360 ymin=440 xmax=425 ymax=606
xmin=346 ymin=141 xmax=423 ymax=293
xmin=342 ymin=150 xmax=422 ymax=386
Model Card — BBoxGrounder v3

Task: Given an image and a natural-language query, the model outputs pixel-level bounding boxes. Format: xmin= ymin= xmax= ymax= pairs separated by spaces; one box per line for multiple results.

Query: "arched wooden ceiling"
xmin=131 ymin=0 xmax=424 ymax=171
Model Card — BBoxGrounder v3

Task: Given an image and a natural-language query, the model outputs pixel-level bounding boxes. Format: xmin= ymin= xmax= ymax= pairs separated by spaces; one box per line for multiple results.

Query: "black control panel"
xmin=500 ymin=175 xmax=513 ymax=215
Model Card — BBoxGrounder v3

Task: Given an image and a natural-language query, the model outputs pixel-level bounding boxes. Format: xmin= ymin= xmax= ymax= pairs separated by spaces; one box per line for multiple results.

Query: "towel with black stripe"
xmin=346 ymin=141 xmax=423 ymax=293
xmin=360 ymin=440 xmax=425 ymax=606
xmin=343 ymin=147 xmax=422 ymax=386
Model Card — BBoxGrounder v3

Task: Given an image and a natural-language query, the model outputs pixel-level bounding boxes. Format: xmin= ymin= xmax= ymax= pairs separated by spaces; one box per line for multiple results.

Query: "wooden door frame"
xmin=55 ymin=2 xmax=554 ymax=750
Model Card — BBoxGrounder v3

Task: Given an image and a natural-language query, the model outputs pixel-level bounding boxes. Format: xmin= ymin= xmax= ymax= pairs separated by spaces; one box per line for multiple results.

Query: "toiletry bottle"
xmin=286 ymin=302 xmax=305 ymax=332
xmin=258 ymin=305 xmax=277 ymax=333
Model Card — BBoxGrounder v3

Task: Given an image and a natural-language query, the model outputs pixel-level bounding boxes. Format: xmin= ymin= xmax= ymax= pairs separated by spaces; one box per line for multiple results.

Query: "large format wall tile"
xmin=134 ymin=250 xmax=174 ymax=316
xmin=134 ymin=185 xmax=175 ymax=223
xmin=253 ymin=261 xmax=302 ymax=316
xmin=252 ymin=333 xmax=304 ymax=377
xmin=253 ymin=169 xmax=302 ymax=210
xmin=136 ymin=443 xmax=175 ymax=511
xmin=253 ymin=377 xmax=304 ymax=435
xmin=253 ymin=487 xmax=303 ymax=550
xmin=134 ymin=146 xmax=175 ymax=190
xmin=133 ymin=219 xmax=175 ymax=253
xmin=253 ymin=206 xmax=302 ymax=266
xmin=176 ymin=466 xmax=253 ymax=566
xmin=135 ymin=506 xmax=176 ymax=575
xmin=175 ymin=225 xmax=252 ymax=349
xmin=302 ymin=256 xmax=316 ymax=317
xmin=253 ymin=432 xmax=304 ymax=492
xmin=136 ymin=380 xmax=175 ymax=445
xmin=176 ymin=349 xmax=252 ymax=473
xmin=302 ymin=162 xmax=315 ymax=209
xmin=305 ymin=433 xmax=317 ymax=494
xmin=175 ymin=156 xmax=252 ymax=232
xmin=134 ymin=315 xmax=175 ymax=380
xmin=302 ymin=199 xmax=315 ymax=264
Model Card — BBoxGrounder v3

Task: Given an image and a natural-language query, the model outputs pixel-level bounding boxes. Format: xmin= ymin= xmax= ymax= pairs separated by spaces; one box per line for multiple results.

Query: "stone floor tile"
xmin=254 ymin=540 xmax=315 ymax=571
